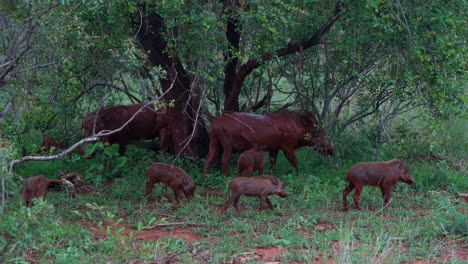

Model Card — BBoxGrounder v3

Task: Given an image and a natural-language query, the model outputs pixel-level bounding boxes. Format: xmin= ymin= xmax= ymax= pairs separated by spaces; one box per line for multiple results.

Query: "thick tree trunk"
xmin=136 ymin=11 xmax=208 ymax=157
xmin=223 ymin=13 xmax=242 ymax=111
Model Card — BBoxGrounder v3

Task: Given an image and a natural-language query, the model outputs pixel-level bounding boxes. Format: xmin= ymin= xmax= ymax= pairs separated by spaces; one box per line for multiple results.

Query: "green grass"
xmin=1 ymin=137 xmax=467 ymax=263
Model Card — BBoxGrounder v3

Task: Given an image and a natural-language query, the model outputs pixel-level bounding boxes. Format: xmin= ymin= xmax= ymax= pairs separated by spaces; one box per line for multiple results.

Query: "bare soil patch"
xmin=77 ymin=189 xmax=467 ymax=263
xmin=83 ymin=221 xmax=204 ymax=242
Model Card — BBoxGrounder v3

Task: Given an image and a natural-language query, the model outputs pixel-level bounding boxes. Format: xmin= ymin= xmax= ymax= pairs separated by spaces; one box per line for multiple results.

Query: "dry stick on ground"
xmin=372 ymin=198 xmax=393 ymax=216
xmin=58 ymin=171 xmax=98 ymax=195
xmin=146 ymin=222 xmax=206 ymax=229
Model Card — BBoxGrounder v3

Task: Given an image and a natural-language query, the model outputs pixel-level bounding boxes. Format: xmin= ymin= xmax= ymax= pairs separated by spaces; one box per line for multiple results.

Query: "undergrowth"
xmin=0 ymin=120 xmax=466 ymax=263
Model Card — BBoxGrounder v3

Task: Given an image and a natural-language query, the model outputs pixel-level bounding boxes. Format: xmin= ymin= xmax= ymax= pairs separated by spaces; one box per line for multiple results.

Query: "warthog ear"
xmin=271 ymin=178 xmax=279 ymax=185
xmin=398 ymin=162 xmax=408 ymax=172
xmin=396 ymin=160 xmax=404 ymax=170
xmin=183 ymin=178 xmax=189 ymax=185
xmin=300 ymin=114 xmax=318 ymax=128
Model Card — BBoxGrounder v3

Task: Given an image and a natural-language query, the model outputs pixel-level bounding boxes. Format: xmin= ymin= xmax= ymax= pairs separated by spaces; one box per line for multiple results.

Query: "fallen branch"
xmin=372 ymin=198 xmax=393 ymax=216
xmin=7 ymin=136 xmax=99 ymax=171
xmin=146 ymin=222 xmax=206 ymax=229
xmin=59 ymin=171 xmax=98 ymax=195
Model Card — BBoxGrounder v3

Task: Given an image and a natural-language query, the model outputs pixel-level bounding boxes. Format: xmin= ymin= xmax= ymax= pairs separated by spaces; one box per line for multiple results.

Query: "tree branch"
xmin=224 ymin=1 xmax=346 ymax=110
xmin=16 ymin=61 xmax=56 ymax=74
xmin=71 ymin=83 xmax=142 ymax=105
xmin=7 ymin=136 xmax=100 ymax=170
xmin=0 ymin=3 xmax=58 ymax=87
xmin=237 ymin=0 xmax=344 ymax=80
xmin=0 ymin=102 xmax=12 ymax=123
xmin=336 ymin=85 xmax=393 ymax=135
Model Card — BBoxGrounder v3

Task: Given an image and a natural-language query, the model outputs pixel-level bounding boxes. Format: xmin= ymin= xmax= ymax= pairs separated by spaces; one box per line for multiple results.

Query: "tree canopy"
xmin=0 ymin=0 xmax=465 ymax=156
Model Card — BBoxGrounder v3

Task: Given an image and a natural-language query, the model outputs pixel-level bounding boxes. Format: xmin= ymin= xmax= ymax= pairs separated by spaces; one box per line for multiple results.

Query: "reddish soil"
xmin=84 ymin=221 xmax=203 ymax=242
xmin=253 ymin=247 xmax=288 ymax=261
xmin=78 ymin=188 xmax=467 ymax=263
xmin=81 ymin=218 xmax=467 ymax=264
xmin=436 ymin=238 xmax=468 ymax=262
xmin=400 ymin=238 xmax=467 ymax=264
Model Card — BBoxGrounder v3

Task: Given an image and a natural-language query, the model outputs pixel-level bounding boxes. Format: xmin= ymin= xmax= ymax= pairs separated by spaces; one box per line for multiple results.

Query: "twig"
xmin=146 ymin=222 xmax=206 ymax=229
xmin=0 ymin=102 xmax=12 ymax=123
xmin=1 ymin=178 xmax=4 ymax=214
xmin=223 ymin=113 xmax=256 ymax=133
xmin=17 ymin=61 xmax=56 ymax=74
xmin=372 ymin=198 xmax=393 ymax=216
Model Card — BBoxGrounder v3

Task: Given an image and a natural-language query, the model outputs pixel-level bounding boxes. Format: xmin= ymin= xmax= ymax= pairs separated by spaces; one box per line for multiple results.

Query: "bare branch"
xmin=0 ymin=3 xmax=59 ymax=87
xmin=0 ymin=102 xmax=12 ymax=123
xmin=237 ymin=0 xmax=345 ymax=80
xmin=251 ymin=69 xmax=274 ymax=112
xmin=0 ymin=60 xmax=12 ymax=69
xmin=7 ymin=136 xmax=100 ymax=171
xmin=72 ymin=83 xmax=142 ymax=105
xmin=16 ymin=61 xmax=56 ymax=74
xmin=336 ymin=85 xmax=393 ymax=135
xmin=174 ymin=95 xmax=203 ymax=161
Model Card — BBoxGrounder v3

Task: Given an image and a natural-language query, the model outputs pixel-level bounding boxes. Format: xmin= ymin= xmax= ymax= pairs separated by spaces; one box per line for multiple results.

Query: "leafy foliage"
xmin=0 ymin=1 xmax=466 ymax=261
xmin=0 ymin=201 xmax=92 ymax=263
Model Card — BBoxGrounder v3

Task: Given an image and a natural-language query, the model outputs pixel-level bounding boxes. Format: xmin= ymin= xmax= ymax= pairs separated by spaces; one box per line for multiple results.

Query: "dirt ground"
xmin=79 ymin=189 xmax=468 ymax=264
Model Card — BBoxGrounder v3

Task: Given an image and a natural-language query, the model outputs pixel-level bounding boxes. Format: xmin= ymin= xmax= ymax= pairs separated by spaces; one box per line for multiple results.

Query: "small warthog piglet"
xmin=222 ymin=175 xmax=288 ymax=217
xmin=36 ymin=136 xmax=66 ymax=153
xmin=145 ymin=162 xmax=196 ymax=202
xmin=236 ymin=148 xmax=265 ymax=177
xmin=343 ymin=159 xmax=415 ymax=210
xmin=21 ymin=175 xmax=50 ymax=206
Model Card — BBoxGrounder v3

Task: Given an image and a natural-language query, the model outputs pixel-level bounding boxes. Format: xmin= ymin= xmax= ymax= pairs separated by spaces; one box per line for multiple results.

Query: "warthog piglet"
xmin=21 ymin=175 xmax=50 ymax=206
xmin=343 ymin=159 xmax=415 ymax=210
xmin=223 ymin=175 xmax=288 ymax=217
xmin=236 ymin=148 xmax=265 ymax=177
xmin=145 ymin=162 xmax=196 ymax=202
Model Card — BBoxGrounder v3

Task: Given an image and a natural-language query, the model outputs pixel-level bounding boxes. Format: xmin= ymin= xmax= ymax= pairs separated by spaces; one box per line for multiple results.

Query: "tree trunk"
xmin=223 ymin=12 xmax=242 ymax=111
xmin=136 ymin=10 xmax=208 ymax=157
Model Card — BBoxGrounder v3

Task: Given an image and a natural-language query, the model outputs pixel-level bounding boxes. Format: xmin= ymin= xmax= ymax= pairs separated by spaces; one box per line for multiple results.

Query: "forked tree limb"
xmin=223 ymin=0 xmax=347 ymax=110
